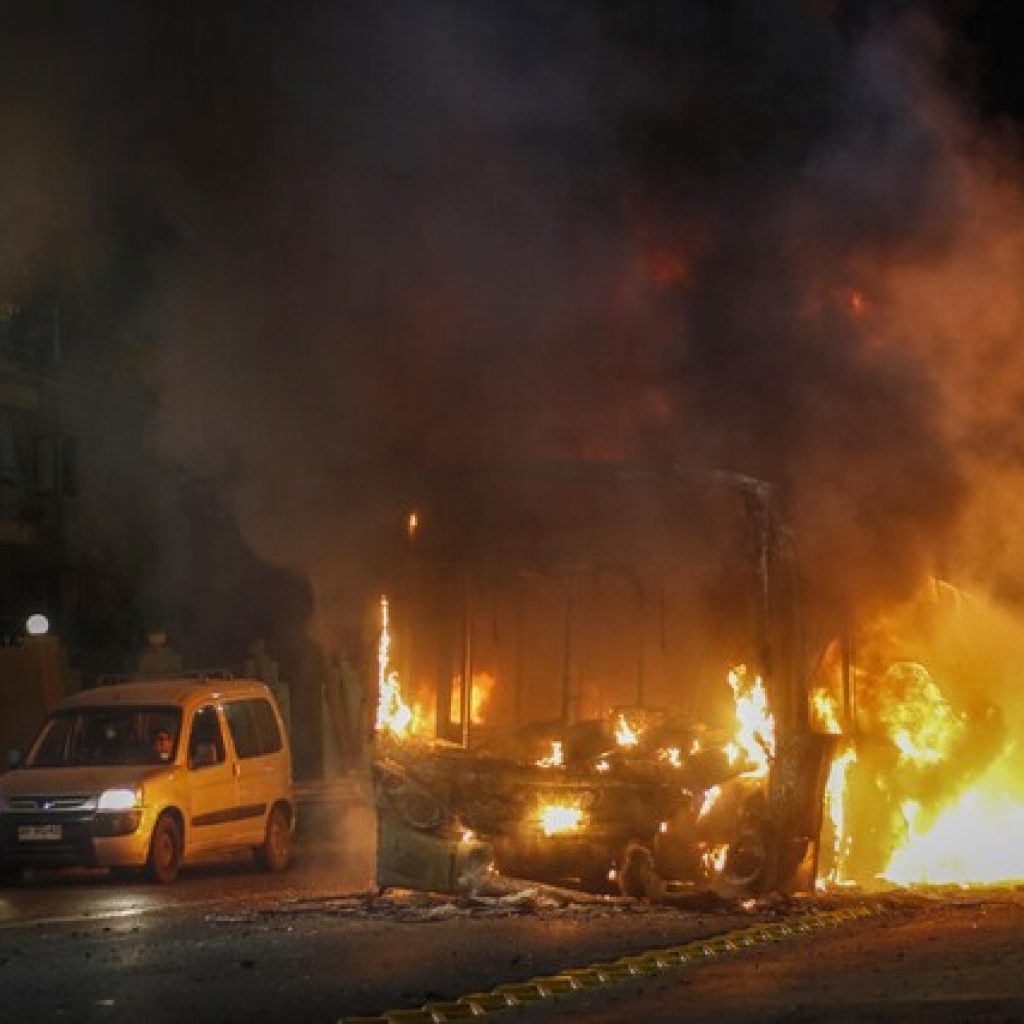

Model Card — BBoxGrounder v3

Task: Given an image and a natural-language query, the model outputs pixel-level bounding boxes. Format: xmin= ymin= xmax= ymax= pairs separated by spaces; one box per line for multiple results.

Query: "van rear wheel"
xmin=145 ymin=812 xmax=182 ymax=884
xmin=256 ymin=805 xmax=291 ymax=872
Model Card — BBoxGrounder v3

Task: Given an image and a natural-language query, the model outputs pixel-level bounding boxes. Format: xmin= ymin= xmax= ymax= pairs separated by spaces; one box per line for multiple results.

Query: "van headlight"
xmin=95 ymin=788 xmax=143 ymax=837
xmin=98 ymin=788 xmax=142 ymax=811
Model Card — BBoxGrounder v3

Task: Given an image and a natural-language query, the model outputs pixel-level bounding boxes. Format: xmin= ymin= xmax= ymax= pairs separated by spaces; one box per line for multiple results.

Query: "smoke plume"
xmin=2 ymin=2 xmax=1024 ymax=685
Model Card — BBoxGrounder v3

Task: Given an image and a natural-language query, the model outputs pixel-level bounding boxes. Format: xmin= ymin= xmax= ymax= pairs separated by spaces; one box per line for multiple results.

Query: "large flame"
xmin=375 ymin=595 xmax=418 ymax=739
xmin=822 ymin=744 xmax=857 ymax=886
xmin=883 ymin=749 xmax=1024 ymax=886
xmin=876 ymin=662 xmax=966 ymax=768
xmin=726 ymin=666 xmax=775 ymax=779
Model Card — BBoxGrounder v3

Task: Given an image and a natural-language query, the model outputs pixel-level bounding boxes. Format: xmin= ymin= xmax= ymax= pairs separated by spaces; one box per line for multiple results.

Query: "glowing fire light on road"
xmin=538 ymin=802 xmax=584 ymax=837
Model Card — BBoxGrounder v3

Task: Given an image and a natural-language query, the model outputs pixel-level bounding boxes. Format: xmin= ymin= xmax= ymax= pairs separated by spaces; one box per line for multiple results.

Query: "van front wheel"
xmin=256 ymin=805 xmax=291 ymax=872
xmin=146 ymin=813 xmax=182 ymax=884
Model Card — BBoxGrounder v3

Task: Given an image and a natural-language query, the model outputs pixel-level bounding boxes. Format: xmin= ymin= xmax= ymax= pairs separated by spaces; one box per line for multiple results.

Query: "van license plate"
xmin=18 ymin=824 xmax=62 ymax=841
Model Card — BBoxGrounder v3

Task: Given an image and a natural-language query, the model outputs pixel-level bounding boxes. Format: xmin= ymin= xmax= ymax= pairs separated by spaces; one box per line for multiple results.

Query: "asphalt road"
xmin=2 ymin=855 xmax=1024 ymax=1024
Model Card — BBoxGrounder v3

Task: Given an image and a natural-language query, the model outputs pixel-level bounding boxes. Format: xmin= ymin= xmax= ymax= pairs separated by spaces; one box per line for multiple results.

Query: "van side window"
xmin=224 ymin=699 xmax=282 ymax=759
xmin=251 ymin=699 xmax=283 ymax=755
xmin=188 ymin=705 xmax=225 ymax=769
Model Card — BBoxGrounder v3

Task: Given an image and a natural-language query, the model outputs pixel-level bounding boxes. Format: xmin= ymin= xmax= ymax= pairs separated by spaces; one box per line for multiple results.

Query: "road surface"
xmin=2 ymin=854 xmax=1024 ymax=1024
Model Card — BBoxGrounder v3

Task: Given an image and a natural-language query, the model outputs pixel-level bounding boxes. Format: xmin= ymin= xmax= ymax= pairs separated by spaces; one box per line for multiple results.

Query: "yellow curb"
xmin=342 ymin=904 xmax=881 ymax=1024
xmin=458 ymin=992 xmax=514 ymax=1014
xmin=528 ymin=975 xmax=583 ymax=996
xmin=492 ymin=982 xmax=547 ymax=1004
xmin=560 ymin=968 xmax=607 ymax=988
xmin=588 ymin=961 xmax=639 ymax=981
xmin=423 ymin=1001 xmax=482 ymax=1021
xmin=615 ymin=956 xmax=665 ymax=975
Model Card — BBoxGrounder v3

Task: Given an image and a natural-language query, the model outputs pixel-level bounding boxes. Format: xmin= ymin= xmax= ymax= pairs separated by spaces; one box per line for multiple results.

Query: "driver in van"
xmin=151 ymin=728 xmax=173 ymax=762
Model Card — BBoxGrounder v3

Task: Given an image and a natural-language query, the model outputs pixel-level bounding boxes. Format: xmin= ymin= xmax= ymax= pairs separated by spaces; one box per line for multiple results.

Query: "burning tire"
xmin=715 ymin=824 xmax=769 ymax=896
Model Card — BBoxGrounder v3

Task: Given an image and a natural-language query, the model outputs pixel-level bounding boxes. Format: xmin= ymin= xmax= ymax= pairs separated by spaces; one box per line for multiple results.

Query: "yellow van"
xmin=0 ymin=677 xmax=295 ymax=883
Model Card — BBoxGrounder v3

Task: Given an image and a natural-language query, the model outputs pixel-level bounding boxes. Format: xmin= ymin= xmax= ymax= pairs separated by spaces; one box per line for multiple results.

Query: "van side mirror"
xmin=6 ymin=748 xmax=22 ymax=770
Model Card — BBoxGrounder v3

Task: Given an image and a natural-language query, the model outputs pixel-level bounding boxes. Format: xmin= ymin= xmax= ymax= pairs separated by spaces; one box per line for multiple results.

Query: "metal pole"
xmin=635 ymin=580 xmax=646 ymax=708
xmin=560 ymin=576 xmax=573 ymax=723
xmin=460 ymin=570 xmax=473 ymax=748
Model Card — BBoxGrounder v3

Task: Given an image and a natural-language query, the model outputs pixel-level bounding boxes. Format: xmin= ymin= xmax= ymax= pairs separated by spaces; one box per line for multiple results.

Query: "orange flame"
xmin=657 ymin=747 xmax=682 ymax=768
xmin=810 ymin=688 xmax=842 ymax=735
xmin=726 ymin=666 xmax=775 ymax=779
xmin=876 ymin=662 xmax=965 ymax=768
xmin=536 ymin=740 xmax=565 ymax=769
xmin=614 ymin=713 xmax=642 ymax=748
xmin=822 ymin=744 xmax=857 ymax=886
xmin=375 ymin=595 xmax=419 ymax=739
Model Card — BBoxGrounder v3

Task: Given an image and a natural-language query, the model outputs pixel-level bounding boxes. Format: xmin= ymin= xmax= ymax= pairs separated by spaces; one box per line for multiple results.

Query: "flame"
xmin=538 ymin=802 xmax=584 ymax=837
xmin=726 ymin=666 xmax=776 ymax=779
xmin=407 ymin=510 xmax=419 ymax=537
xmin=614 ymin=713 xmax=642 ymax=748
xmin=375 ymin=595 xmax=419 ymax=739
xmin=448 ymin=670 xmax=496 ymax=726
xmin=822 ymin=744 xmax=857 ymax=886
xmin=883 ymin=749 xmax=1024 ymax=886
xmin=702 ymin=843 xmax=729 ymax=875
xmin=657 ymin=747 xmax=682 ymax=768
xmin=810 ymin=688 xmax=842 ymax=735
xmin=536 ymin=740 xmax=565 ymax=768
xmin=698 ymin=784 xmax=723 ymax=820
xmin=876 ymin=662 xmax=965 ymax=768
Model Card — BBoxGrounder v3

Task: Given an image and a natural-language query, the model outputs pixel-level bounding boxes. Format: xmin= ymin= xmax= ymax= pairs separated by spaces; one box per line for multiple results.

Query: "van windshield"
xmin=28 ymin=707 xmax=183 ymax=767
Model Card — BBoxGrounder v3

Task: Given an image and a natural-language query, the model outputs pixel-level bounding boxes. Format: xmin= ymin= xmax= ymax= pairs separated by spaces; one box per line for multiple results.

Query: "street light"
xmin=25 ymin=613 xmax=49 ymax=636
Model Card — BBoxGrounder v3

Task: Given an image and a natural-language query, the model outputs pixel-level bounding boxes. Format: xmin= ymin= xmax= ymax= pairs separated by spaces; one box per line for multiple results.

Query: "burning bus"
xmin=368 ymin=464 xmax=843 ymax=897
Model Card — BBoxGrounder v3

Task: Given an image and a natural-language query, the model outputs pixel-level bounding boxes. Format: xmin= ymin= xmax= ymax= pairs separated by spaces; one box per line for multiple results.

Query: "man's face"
xmin=154 ymin=731 xmax=172 ymax=758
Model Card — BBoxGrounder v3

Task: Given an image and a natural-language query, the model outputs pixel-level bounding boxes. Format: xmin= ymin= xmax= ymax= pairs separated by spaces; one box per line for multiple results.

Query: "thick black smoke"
xmin=2 ymin=1 xmax=1019 ymax=679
